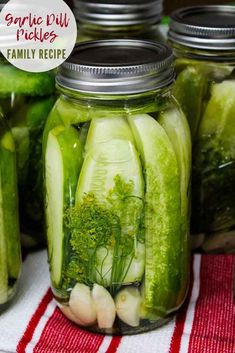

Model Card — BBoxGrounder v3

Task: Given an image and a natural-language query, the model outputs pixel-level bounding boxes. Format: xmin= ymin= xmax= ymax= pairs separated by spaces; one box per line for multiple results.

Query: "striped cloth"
xmin=0 ymin=251 xmax=234 ymax=353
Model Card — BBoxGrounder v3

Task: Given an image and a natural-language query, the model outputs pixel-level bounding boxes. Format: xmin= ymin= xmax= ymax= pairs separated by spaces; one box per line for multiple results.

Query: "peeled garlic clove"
xmin=69 ymin=283 xmax=97 ymax=326
xmin=115 ymin=287 xmax=141 ymax=327
xmin=92 ymin=284 xmax=116 ymax=329
xmin=58 ymin=303 xmax=86 ymax=326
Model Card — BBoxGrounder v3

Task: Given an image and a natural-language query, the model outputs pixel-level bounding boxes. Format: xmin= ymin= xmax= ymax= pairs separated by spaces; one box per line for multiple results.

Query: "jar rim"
xmin=73 ymin=0 xmax=163 ymax=27
xmin=56 ymin=40 xmax=175 ymax=95
xmin=169 ymin=5 xmax=235 ymax=51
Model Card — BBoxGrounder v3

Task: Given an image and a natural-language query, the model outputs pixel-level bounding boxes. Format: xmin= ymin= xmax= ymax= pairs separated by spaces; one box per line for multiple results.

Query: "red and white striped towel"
xmin=0 ymin=251 xmax=234 ymax=353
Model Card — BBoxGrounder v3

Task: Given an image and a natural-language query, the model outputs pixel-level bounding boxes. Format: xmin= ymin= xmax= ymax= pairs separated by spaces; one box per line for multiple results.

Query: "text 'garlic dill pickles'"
xmin=169 ymin=6 xmax=235 ymax=253
xmin=43 ymin=40 xmax=191 ymax=335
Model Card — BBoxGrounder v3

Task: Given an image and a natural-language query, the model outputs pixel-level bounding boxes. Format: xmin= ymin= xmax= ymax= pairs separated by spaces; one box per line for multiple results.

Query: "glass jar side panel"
xmin=0 ymin=116 xmax=21 ymax=311
xmin=76 ymin=23 xmax=165 ymax=43
xmin=0 ymin=61 xmax=55 ymax=247
xmin=44 ymin=93 xmax=191 ymax=334
xmin=172 ymin=49 xmax=235 ymax=252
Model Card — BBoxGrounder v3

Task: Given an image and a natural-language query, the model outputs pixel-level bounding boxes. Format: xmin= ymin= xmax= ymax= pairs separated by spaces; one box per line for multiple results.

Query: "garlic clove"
xmin=58 ymin=303 xmax=87 ymax=326
xmin=92 ymin=284 xmax=116 ymax=329
xmin=69 ymin=283 xmax=97 ymax=326
xmin=115 ymin=287 xmax=141 ymax=327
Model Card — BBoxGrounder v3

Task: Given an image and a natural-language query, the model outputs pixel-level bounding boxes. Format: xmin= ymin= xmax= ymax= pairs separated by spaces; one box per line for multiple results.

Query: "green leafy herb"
xmin=62 ymin=175 xmax=144 ymax=292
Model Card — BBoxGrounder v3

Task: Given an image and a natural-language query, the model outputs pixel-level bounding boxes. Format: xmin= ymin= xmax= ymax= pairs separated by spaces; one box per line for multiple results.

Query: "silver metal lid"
xmin=169 ymin=6 xmax=235 ymax=50
xmin=74 ymin=0 xmax=163 ymax=26
xmin=56 ymin=40 xmax=174 ymax=95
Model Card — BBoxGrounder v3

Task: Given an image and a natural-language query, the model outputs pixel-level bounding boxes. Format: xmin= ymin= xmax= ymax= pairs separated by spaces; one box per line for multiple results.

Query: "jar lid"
xmin=56 ymin=40 xmax=174 ymax=95
xmin=74 ymin=0 xmax=163 ymax=26
xmin=169 ymin=6 xmax=235 ymax=50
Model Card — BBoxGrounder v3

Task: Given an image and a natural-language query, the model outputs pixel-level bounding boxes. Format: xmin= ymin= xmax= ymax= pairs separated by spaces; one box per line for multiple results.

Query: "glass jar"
xmin=168 ymin=6 xmax=235 ymax=253
xmin=0 ymin=109 xmax=21 ymax=312
xmin=43 ymin=40 xmax=191 ymax=335
xmin=0 ymin=54 xmax=55 ymax=248
xmin=74 ymin=0 xmax=165 ymax=43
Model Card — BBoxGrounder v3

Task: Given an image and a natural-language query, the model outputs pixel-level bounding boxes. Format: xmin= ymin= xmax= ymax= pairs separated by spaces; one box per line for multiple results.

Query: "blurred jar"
xmin=168 ymin=6 xmax=235 ymax=253
xmin=74 ymin=0 xmax=165 ymax=43
xmin=0 ymin=1 xmax=55 ymax=248
xmin=0 ymin=109 xmax=21 ymax=312
xmin=0 ymin=55 xmax=55 ymax=248
xmin=43 ymin=40 xmax=191 ymax=334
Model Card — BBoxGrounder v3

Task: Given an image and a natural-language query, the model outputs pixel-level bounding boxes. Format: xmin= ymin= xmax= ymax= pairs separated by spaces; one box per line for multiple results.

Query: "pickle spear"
xmin=0 ymin=126 xmax=21 ymax=303
xmin=159 ymin=106 xmax=191 ymax=304
xmin=45 ymin=125 xmax=83 ymax=287
xmin=128 ymin=114 xmax=181 ymax=315
xmin=0 ymin=168 xmax=8 ymax=304
xmin=1 ymin=131 xmax=21 ymax=280
xmin=75 ymin=117 xmax=144 ymax=287
xmin=159 ymin=105 xmax=191 ymax=219
xmin=193 ymin=80 xmax=235 ymax=235
xmin=0 ymin=65 xmax=54 ymax=96
xmin=173 ymin=66 xmax=207 ymax=139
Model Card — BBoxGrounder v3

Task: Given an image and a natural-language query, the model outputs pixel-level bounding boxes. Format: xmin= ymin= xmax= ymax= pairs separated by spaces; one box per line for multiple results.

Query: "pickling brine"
xmin=43 ymin=40 xmax=191 ymax=334
xmin=169 ymin=5 xmax=235 ymax=253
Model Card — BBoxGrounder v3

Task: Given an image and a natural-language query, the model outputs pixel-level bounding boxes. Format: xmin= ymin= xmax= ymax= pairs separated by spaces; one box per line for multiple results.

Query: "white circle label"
xmin=0 ymin=0 xmax=77 ymax=72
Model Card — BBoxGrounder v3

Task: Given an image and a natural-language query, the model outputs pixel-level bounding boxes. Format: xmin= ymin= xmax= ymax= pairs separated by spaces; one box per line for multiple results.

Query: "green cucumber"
xmin=26 ymin=97 xmax=55 ymax=128
xmin=43 ymin=101 xmax=65 ymax=155
xmin=76 ymin=140 xmax=143 ymax=203
xmin=43 ymin=97 xmax=89 ymax=155
xmin=158 ymin=106 xmax=191 ymax=305
xmin=0 ymin=65 xmax=55 ymax=96
xmin=85 ymin=116 xmax=134 ymax=152
xmin=0 ymin=170 xmax=8 ymax=304
xmin=45 ymin=125 xmax=83 ymax=287
xmin=158 ymin=105 xmax=191 ymax=218
xmin=173 ymin=66 xmax=208 ymax=139
xmin=52 ymin=97 xmax=92 ymax=126
xmin=11 ymin=127 xmax=30 ymax=186
xmin=193 ymin=80 xmax=235 ymax=234
xmin=174 ymin=58 xmax=234 ymax=81
xmin=21 ymin=98 xmax=55 ymax=225
xmin=76 ymin=119 xmax=143 ymax=203
xmin=0 ymin=130 xmax=21 ymax=283
xmin=198 ymin=80 xmax=235 ymax=151
xmin=128 ymin=113 xmax=182 ymax=315
xmin=10 ymin=97 xmax=55 ymax=179
xmin=75 ymin=117 xmax=144 ymax=287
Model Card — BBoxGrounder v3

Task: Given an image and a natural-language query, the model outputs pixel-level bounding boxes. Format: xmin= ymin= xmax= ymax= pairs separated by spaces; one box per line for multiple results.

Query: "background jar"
xmin=74 ymin=0 xmax=165 ymax=43
xmin=43 ymin=40 xmax=191 ymax=335
xmin=0 ymin=53 xmax=55 ymax=248
xmin=0 ymin=0 xmax=55 ymax=249
xmin=0 ymin=109 xmax=21 ymax=312
xmin=168 ymin=5 xmax=235 ymax=253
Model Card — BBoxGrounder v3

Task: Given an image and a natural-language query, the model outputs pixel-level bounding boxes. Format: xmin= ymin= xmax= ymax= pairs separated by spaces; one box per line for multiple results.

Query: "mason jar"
xmin=168 ymin=6 xmax=235 ymax=253
xmin=0 ymin=0 xmax=55 ymax=248
xmin=43 ymin=40 xmax=191 ymax=334
xmin=0 ymin=57 xmax=55 ymax=248
xmin=74 ymin=0 xmax=165 ymax=43
xmin=0 ymin=109 xmax=21 ymax=312
xmin=0 ymin=3 xmax=55 ymax=248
